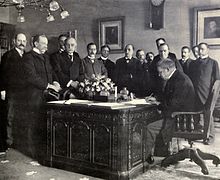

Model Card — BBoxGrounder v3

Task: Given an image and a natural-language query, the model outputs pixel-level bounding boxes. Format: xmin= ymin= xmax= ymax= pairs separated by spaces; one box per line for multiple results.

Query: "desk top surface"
xmin=47 ymin=98 xmax=159 ymax=110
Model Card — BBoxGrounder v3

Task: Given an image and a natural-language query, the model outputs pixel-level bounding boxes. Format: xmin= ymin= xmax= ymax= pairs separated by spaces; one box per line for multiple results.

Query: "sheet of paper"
xmin=90 ymin=102 xmax=136 ymax=109
xmin=64 ymin=99 xmax=92 ymax=105
xmin=48 ymin=100 xmax=66 ymax=104
xmin=123 ymin=98 xmax=148 ymax=105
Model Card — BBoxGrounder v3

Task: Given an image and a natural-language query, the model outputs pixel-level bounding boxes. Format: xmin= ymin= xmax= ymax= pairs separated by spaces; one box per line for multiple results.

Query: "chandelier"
xmin=0 ymin=0 xmax=70 ymax=23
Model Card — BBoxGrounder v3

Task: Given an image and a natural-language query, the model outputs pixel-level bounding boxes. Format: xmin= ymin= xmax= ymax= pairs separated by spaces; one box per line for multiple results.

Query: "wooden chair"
xmin=161 ymin=80 xmax=220 ymax=175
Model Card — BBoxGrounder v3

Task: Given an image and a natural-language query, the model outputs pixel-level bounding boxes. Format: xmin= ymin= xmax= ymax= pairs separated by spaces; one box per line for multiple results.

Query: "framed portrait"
xmin=194 ymin=7 xmax=220 ymax=46
xmin=99 ymin=16 xmax=124 ymax=52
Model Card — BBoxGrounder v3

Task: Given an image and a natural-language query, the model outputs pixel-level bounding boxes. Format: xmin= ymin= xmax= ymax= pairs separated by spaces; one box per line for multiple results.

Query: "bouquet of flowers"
xmin=78 ymin=76 xmax=116 ymax=100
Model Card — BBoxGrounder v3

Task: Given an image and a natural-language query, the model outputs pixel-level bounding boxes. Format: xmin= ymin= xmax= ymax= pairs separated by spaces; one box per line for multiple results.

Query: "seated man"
xmin=149 ymin=43 xmax=183 ymax=99
xmin=145 ymin=59 xmax=195 ymax=163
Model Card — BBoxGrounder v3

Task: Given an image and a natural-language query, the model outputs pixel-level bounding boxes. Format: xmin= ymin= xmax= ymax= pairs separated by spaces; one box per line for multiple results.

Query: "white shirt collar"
xmin=59 ymin=48 xmax=65 ymax=53
xmin=101 ymin=56 xmax=108 ymax=60
xmin=181 ymin=58 xmax=189 ymax=62
xmin=33 ymin=47 xmax=41 ymax=54
xmin=125 ymin=56 xmax=132 ymax=60
xmin=15 ymin=47 xmax=24 ymax=57
xmin=68 ymin=53 xmax=73 ymax=56
xmin=88 ymin=55 xmax=95 ymax=60
xmin=168 ymin=69 xmax=176 ymax=79
xmin=200 ymin=55 xmax=209 ymax=59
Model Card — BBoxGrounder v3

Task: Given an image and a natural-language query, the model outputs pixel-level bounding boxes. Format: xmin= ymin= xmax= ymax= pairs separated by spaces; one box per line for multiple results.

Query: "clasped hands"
xmin=47 ymin=81 xmax=62 ymax=92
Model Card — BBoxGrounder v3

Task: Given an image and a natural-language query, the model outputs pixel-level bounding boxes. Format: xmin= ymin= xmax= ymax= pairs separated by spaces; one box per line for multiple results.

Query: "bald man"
xmin=115 ymin=44 xmax=140 ymax=94
xmin=0 ymin=33 xmax=27 ymax=152
xmin=53 ymin=37 xmax=84 ymax=89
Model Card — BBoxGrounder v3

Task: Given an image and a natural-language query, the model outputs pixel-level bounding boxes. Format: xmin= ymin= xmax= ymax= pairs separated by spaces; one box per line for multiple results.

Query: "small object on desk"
xmin=114 ymin=86 xmax=117 ymax=99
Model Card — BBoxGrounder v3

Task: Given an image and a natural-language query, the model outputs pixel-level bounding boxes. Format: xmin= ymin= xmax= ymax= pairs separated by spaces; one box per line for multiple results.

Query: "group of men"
xmin=0 ymin=33 xmax=219 ymax=164
xmin=144 ymin=38 xmax=219 ymax=163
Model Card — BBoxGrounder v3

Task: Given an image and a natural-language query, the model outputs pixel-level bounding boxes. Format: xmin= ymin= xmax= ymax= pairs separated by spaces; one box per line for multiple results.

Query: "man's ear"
xmin=33 ymin=41 xmax=38 ymax=48
xmin=12 ymin=38 xmax=16 ymax=46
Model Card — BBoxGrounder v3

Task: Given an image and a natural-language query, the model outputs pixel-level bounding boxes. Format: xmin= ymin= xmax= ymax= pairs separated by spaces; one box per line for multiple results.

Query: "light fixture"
xmin=0 ymin=0 xmax=70 ymax=23
xmin=60 ymin=5 xmax=69 ymax=19
xmin=46 ymin=9 xmax=55 ymax=22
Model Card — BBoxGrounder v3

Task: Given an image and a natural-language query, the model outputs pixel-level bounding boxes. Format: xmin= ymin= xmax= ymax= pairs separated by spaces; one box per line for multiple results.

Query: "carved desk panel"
xmin=46 ymin=102 xmax=160 ymax=180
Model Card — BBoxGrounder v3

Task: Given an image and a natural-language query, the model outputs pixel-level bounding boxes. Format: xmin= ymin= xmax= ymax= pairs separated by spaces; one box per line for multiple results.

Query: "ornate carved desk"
xmin=46 ymin=100 xmax=160 ymax=180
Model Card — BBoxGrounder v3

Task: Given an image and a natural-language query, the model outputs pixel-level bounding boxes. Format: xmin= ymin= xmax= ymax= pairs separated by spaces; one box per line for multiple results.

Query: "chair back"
xmin=172 ymin=80 xmax=220 ymax=142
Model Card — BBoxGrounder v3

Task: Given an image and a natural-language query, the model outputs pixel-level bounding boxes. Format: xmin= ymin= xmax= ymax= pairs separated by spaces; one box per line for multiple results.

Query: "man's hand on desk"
xmin=145 ymin=95 xmax=160 ymax=105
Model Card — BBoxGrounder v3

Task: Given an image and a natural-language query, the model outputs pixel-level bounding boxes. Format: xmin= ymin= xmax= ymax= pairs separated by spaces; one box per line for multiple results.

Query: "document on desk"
xmin=90 ymin=102 xmax=136 ymax=109
xmin=64 ymin=99 xmax=92 ymax=105
xmin=47 ymin=99 xmax=93 ymax=106
xmin=123 ymin=98 xmax=160 ymax=105
xmin=48 ymin=100 xmax=67 ymax=104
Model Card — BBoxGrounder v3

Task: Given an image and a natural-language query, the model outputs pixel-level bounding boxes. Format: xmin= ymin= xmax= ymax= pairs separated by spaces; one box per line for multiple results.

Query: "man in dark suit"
xmin=149 ymin=43 xmax=183 ymax=99
xmin=50 ymin=34 xmax=80 ymax=72
xmin=22 ymin=34 xmax=61 ymax=160
xmin=192 ymin=45 xmax=199 ymax=60
xmin=50 ymin=34 xmax=67 ymax=69
xmin=136 ymin=49 xmax=151 ymax=97
xmin=155 ymin=38 xmax=177 ymax=59
xmin=82 ymin=43 xmax=107 ymax=80
xmin=98 ymin=45 xmax=115 ymax=81
xmin=115 ymin=44 xmax=140 ymax=95
xmin=179 ymin=46 xmax=193 ymax=76
xmin=145 ymin=59 xmax=195 ymax=163
xmin=190 ymin=42 xmax=220 ymax=144
xmin=0 ymin=33 xmax=27 ymax=152
xmin=52 ymin=37 xmax=84 ymax=89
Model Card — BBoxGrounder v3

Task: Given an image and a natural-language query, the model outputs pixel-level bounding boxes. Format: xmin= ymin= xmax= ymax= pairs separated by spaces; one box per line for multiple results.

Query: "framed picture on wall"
xmin=194 ymin=7 xmax=220 ymax=46
xmin=99 ymin=16 xmax=125 ymax=52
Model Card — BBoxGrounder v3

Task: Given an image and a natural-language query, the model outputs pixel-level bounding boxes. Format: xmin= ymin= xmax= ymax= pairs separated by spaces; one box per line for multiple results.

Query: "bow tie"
xmin=125 ymin=57 xmax=132 ymax=63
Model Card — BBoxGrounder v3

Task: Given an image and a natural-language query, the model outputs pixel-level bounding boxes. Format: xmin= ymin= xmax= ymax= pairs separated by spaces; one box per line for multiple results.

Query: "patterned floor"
xmin=1 ymin=127 xmax=220 ymax=180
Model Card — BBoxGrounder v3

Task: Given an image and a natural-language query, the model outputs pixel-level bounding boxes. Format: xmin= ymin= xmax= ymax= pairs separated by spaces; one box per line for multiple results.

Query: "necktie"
xmin=91 ymin=59 xmax=95 ymax=63
xmin=69 ymin=55 xmax=73 ymax=62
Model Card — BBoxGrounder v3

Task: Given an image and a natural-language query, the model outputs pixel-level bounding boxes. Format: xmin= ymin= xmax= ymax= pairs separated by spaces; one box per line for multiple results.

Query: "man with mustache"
xmin=22 ymin=34 xmax=61 ymax=160
xmin=0 ymin=33 xmax=27 ymax=154
xmin=179 ymin=46 xmax=193 ymax=77
xmin=82 ymin=42 xmax=107 ymax=80
xmin=115 ymin=44 xmax=140 ymax=94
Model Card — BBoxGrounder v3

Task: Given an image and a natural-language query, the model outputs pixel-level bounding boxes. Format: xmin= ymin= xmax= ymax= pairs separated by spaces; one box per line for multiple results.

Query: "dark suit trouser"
xmin=0 ymin=99 xmax=7 ymax=151
xmin=25 ymin=92 xmax=47 ymax=162
xmin=145 ymin=119 xmax=164 ymax=157
xmin=195 ymin=98 xmax=215 ymax=140
xmin=6 ymin=91 xmax=25 ymax=146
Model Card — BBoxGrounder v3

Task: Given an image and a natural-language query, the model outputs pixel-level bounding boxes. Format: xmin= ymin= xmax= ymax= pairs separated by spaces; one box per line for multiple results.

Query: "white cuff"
xmin=66 ymin=80 xmax=73 ymax=87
